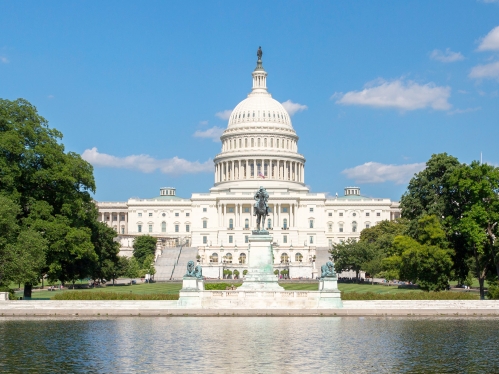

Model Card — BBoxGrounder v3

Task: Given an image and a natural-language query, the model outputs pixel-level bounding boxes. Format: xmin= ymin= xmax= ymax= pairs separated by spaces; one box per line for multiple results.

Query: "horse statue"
xmin=253 ymin=186 xmax=269 ymax=231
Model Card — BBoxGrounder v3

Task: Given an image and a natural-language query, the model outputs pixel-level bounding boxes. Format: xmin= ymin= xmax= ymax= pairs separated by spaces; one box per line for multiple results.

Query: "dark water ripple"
xmin=0 ymin=317 xmax=497 ymax=374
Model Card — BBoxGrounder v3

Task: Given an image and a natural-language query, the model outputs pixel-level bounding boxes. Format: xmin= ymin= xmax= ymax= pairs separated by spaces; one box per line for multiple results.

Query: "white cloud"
xmin=199 ymin=120 xmax=209 ymax=125
xmin=281 ymin=100 xmax=308 ymax=116
xmin=0 ymin=56 xmax=8 ymax=64
xmin=430 ymin=48 xmax=464 ymax=63
xmin=447 ymin=107 xmax=481 ymax=115
xmin=193 ymin=126 xmax=224 ymax=142
xmin=469 ymin=61 xmax=499 ymax=79
xmin=342 ymin=162 xmax=426 ymax=184
xmin=478 ymin=26 xmax=499 ymax=51
xmin=81 ymin=147 xmax=212 ymax=174
xmin=215 ymin=110 xmax=232 ymax=120
xmin=335 ymin=79 xmax=451 ymax=111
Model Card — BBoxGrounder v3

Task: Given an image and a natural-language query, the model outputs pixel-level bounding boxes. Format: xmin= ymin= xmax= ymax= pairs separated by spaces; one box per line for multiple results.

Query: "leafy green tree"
xmin=330 ymin=239 xmax=375 ymax=281
xmin=133 ymin=235 xmax=157 ymax=263
xmin=124 ymin=257 xmax=141 ymax=282
xmin=0 ymin=98 xmax=109 ymax=297
xmin=446 ymin=161 xmax=499 ymax=298
xmin=89 ymin=222 xmax=120 ymax=282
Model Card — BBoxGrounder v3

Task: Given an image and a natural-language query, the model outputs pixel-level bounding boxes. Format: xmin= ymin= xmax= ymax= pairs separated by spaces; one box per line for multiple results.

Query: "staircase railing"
xmin=169 ymin=244 xmax=184 ymax=280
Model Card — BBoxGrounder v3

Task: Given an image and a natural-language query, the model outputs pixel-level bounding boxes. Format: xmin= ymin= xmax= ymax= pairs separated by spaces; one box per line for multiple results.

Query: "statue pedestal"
xmin=318 ymin=275 xmax=342 ymax=308
xmin=238 ymin=233 xmax=284 ymax=291
xmin=178 ymin=277 xmax=204 ymax=307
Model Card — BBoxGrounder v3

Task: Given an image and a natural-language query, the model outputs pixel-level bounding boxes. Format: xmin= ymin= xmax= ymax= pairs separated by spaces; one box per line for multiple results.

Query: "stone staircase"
xmin=154 ymin=246 xmax=199 ymax=281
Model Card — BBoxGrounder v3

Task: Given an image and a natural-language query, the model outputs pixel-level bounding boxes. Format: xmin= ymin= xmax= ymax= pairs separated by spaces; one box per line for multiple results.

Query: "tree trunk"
xmin=23 ymin=284 xmax=32 ymax=298
xmin=355 ymin=270 xmax=359 ymax=283
xmin=473 ymin=246 xmax=487 ymax=300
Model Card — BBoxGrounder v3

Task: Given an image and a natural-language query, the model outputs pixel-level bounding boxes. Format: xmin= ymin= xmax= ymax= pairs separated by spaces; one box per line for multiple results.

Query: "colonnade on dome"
xmin=214 ymin=158 xmax=304 ymax=183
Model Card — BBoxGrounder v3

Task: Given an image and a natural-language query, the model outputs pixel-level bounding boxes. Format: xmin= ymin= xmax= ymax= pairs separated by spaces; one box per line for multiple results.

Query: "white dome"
xmin=227 ymin=94 xmax=292 ymax=128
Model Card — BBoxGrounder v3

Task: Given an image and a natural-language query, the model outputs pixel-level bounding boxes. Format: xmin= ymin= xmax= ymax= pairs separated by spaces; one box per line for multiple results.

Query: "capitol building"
xmin=97 ymin=52 xmax=400 ymax=280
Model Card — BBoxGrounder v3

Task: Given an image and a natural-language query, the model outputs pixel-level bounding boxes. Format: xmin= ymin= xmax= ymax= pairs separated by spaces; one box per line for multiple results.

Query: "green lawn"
xmin=22 ymin=281 xmax=427 ymax=299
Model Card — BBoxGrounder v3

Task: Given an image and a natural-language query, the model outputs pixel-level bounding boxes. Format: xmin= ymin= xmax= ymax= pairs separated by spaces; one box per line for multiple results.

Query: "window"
xmin=352 ymin=213 xmax=356 ymax=217
xmin=229 ymin=235 xmax=233 ymax=244
xmin=309 ymin=220 xmax=314 ymax=229
xmin=352 ymin=221 xmax=357 ymax=233
xmin=366 ymin=212 xmax=370 ymax=217
xmin=377 ymin=212 xmax=381 ymax=217
xmin=295 ymin=253 xmax=303 ymax=262
xmin=149 ymin=213 xmax=153 ymax=217
xmin=175 ymin=225 xmax=179 ymax=232
xmin=162 ymin=213 xmax=166 ymax=217
xmin=282 ymin=207 xmax=288 ymax=213
xmin=138 ymin=224 xmax=142 ymax=233
xmin=283 ymin=235 xmax=287 ymax=243
xmin=186 ymin=224 xmax=190 ymax=232
xmin=121 ymin=227 xmax=125 ymax=234
xmin=138 ymin=213 xmax=142 ymax=217
xmin=281 ymin=253 xmax=289 ymax=263
xmin=239 ymin=253 xmax=246 ymax=264
xmin=228 ymin=207 xmax=234 ymax=213
xmin=229 ymin=219 xmax=234 ymax=229
xmin=245 ymin=218 xmax=249 ymax=229
xmin=339 ymin=212 xmax=343 ymax=216
xmin=309 ymin=207 xmax=314 ymax=213
xmin=203 ymin=236 xmax=207 ymax=244
xmin=112 ymin=215 xmax=117 ymax=221
xmin=366 ymin=223 xmax=370 ymax=229
xmin=328 ymin=239 xmax=333 ymax=247
xmin=203 ymin=207 xmax=207 ymax=212
xmin=328 ymin=224 xmax=333 ymax=232
xmin=245 ymin=235 xmax=249 ymax=243
xmin=283 ymin=218 xmax=288 ymax=229
xmin=149 ymin=224 xmax=153 ymax=233
xmin=244 ymin=207 xmax=250 ymax=213
xmin=210 ymin=253 xmax=218 ymax=263
xmin=175 ymin=212 xmax=179 ymax=217
xmin=186 ymin=213 xmax=190 ymax=217
xmin=267 ymin=219 xmax=272 ymax=229
xmin=310 ymin=236 xmax=314 ymax=244
xmin=203 ymin=220 xmax=207 ymax=229
xmin=161 ymin=222 xmax=166 ymax=232
xmin=328 ymin=212 xmax=332 ymax=217
xmin=339 ymin=224 xmax=343 ymax=233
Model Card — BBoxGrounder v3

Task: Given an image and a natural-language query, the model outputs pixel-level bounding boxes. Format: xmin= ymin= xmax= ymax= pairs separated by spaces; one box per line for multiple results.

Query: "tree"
xmin=330 ymin=239 xmax=375 ymax=281
xmin=89 ymin=221 xmax=121 ymax=282
xmin=446 ymin=161 xmax=499 ymax=298
xmin=133 ymin=235 xmax=157 ymax=264
xmin=124 ymin=257 xmax=140 ymax=282
xmin=0 ymin=98 xmax=107 ymax=297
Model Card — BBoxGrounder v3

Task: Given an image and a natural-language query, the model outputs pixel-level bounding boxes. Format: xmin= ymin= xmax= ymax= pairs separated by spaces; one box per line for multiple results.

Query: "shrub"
xmin=52 ymin=291 xmax=178 ymax=300
xmin=486 ymin=283 xmax=499 ymax=299
xmin=204 ymin=283 xmax=242 ymax=290
xmin=0 ymin=287 xmax=16 ymax=300
xmin=342 ymin=291 xmax=479 ymax=300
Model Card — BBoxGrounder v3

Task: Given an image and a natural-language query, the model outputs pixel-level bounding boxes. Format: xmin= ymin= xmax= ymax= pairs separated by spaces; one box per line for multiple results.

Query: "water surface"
xmin=0 ymin=317 xmax=497 ymax=373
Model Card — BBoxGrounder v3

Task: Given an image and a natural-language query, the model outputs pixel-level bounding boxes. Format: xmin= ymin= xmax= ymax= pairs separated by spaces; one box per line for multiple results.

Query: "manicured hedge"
xmin=204 ymin=283 xmax=242 ymax=290
xmin=52 ymin=291 xmax=179 ymax=300
xmin=341 ymin=291 xmax=479 ymax=300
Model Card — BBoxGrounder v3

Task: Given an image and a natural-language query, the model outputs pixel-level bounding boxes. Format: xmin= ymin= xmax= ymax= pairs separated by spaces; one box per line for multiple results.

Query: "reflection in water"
xmin=0 ymin=317 xmax=497 ymax=373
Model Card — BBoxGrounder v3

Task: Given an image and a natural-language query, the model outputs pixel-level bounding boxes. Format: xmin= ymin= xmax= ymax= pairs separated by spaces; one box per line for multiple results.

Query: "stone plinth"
xmin=178 ymin=277 xmax=205 ymax=307
xmin=0 ymin=292 xmax=9 ymax=301
xmin=319 ymin=277 xmax=338 ymax=291
xmin=318 ymin=276 xmax=342 ymax=308
xmin=238 ymin=234 xmax=284 ymax=291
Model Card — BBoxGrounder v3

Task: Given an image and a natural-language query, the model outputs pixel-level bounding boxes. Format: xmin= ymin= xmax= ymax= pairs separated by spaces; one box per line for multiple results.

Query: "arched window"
xmin=281 ymin=253 xmax=289 ymax=263
xmin=245 ymin=218 xmax=249 ymax=229
xmin=283 ymin=218 xmax=288 ymax=229
xmin=239 ymin=139 xmax=241 ymax=148
xmin=277 ymin=139 xmax=280 ymax=148
xmin=245 ymin=138 xmax=248 ymax=148
xmin=267 ymin=218 xmax=272 ymax=229
xmin=225 ymin=253 xmax=233 ymax=263
xmin=239 ymin=253 xmax=247 ymax=264
xmin=210 ymin=253 xmax=218 ymax=263
xmin=161 ymin=221 xmax=166 ymax=232
xmin=295 ymin=253 xmax=303 ymax=262
xmin=271 ymin=138 xmax=274 ymax=147
xmin=352 ymin=221 xmax=357 ymax=232
xmin=258 ymin=138 xmax=261 ymax=147
xmin=229 ymin=218 xmax=234 ymax=229
xmin=121 ymin=226 xmax=125 ymax=234
xmin=251 ymin=138 xmax=254 ymax=147
xmin=264 ymin=138 xmax=267 ymax=147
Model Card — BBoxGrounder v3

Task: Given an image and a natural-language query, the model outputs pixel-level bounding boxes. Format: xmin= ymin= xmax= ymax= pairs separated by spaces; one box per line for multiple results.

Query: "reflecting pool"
xmin=0 ymin=317 xmax=497 ymax=373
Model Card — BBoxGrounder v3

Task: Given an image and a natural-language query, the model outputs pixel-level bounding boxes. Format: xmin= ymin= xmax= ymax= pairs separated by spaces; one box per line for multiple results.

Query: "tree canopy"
xmin=0 ymin=98 xmax=119 ymax=295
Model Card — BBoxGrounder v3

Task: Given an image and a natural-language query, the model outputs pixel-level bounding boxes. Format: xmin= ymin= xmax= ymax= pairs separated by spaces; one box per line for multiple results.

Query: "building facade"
xmin=97 ymin=54 xmax=400 ymax=279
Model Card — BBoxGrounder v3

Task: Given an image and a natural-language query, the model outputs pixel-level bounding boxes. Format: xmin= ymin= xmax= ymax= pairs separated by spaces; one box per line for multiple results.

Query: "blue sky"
xmin=1 ymin=1 xmax=498 ymax=202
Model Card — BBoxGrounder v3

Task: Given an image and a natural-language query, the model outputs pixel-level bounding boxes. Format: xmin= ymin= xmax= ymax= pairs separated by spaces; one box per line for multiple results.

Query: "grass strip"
xmin=52 ymin=291 xmax=179 ymax=300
